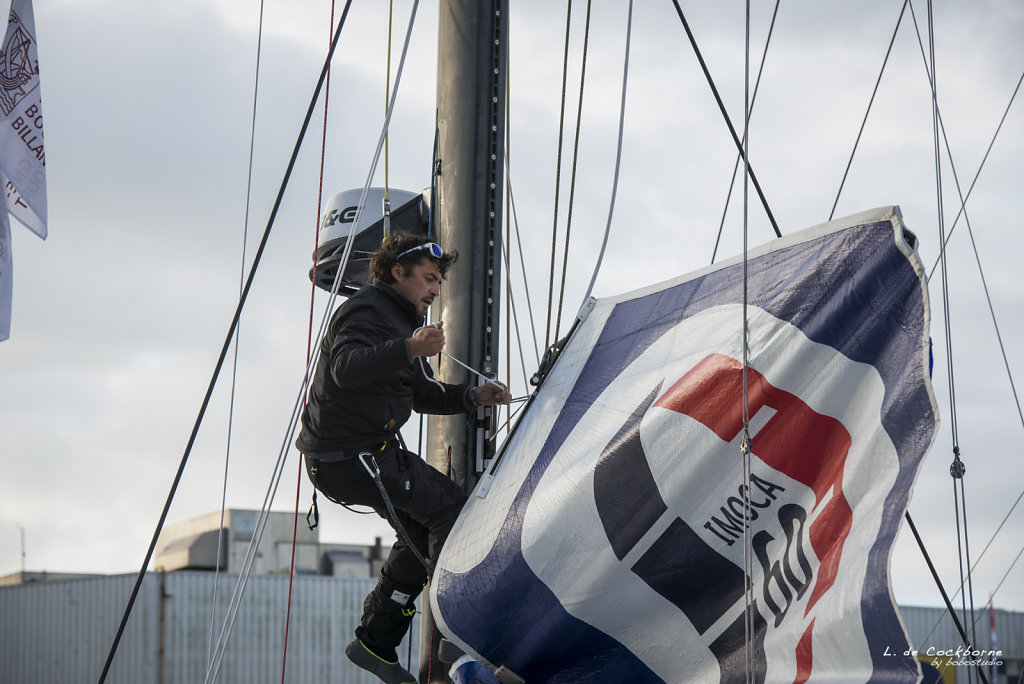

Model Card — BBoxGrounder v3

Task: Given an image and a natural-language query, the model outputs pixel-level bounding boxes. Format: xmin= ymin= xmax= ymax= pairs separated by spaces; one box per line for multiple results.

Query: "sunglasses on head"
xmin=396 ymin=242 xmax=444 ymax=260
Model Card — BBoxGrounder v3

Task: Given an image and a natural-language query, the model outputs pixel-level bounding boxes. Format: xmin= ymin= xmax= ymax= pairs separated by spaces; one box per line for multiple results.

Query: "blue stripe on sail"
xmin=435 ymin=550 xmax=663 ymax=683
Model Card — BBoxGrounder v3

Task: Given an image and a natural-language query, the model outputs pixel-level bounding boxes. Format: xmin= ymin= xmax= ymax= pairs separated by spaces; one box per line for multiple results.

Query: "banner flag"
xmin=0 ymin=0 xmax=47 ymax=239
xmin=431 ymin=206 xmax=938 ymax=684
xmin=0 ymin=0 xmax=47 ymax=340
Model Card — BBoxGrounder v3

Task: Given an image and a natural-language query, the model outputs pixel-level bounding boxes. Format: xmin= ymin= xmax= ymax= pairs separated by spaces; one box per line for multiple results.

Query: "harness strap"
xmin=358 ymin=451 xmax=434 ymax=575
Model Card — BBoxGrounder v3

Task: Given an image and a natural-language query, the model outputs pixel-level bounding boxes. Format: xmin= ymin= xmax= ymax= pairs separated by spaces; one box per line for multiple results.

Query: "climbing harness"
xmin=358 ymin=450 xmax=434 ymax=575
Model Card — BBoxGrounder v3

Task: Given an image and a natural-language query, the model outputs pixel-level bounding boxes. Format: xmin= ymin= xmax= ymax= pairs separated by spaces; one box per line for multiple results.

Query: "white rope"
xmin=440 ymin=350 xmax=502 ymax=387
xmin=414 ymin=323 xmax=503 ymax=392
xmin=204 ymin=3 xmax=421 ymax=680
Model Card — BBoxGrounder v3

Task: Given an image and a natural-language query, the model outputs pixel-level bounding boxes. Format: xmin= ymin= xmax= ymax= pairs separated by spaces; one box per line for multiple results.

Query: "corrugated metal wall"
xmin=9 ymin=574 xmax=1020 ymax=684
xmin=0 ymin=572 xmax=422 ymax=684
xmin=900 ymin=605 xmax=1024 ymax=684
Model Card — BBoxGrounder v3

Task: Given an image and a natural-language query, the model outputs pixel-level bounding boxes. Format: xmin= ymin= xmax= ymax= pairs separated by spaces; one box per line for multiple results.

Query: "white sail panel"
xmin=433 ymin=206 xmax=937 ymax=684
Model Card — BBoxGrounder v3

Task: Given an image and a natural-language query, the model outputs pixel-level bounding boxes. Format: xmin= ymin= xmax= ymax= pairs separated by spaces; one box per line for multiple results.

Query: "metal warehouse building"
xmin=3 ymin=572 xmax=1022 ymax=684
xmin=2 ymin=509 xmax=1021 ymax=683
xmin=0 ymin=571 xmax=422 ymax=684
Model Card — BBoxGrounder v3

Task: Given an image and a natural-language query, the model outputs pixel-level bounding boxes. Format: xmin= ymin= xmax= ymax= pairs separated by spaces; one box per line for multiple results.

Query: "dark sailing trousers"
xmin=305 ymin=444 xmax=467 ymax=656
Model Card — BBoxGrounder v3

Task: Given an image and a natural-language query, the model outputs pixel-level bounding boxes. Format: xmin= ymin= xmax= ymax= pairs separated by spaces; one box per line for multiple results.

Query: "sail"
xmin=430 ymin=206 xmax=938 ymax=684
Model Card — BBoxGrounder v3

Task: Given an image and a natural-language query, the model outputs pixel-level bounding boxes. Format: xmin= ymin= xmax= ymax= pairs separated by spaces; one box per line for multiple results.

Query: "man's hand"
xmin=409 ymin=321 xmax=445 ymax=358
xmin=473 ymin=381 xmax=512 ymax=406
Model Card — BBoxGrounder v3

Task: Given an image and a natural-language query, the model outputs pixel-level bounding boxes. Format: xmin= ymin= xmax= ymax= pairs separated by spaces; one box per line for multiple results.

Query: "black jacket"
xmin=296 ymin=280 xmax=472 ymax=457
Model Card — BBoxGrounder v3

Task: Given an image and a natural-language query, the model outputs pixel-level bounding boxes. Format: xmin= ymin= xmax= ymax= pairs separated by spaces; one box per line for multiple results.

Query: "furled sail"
xmin=432 ymin=206 xmax=938 ymax=684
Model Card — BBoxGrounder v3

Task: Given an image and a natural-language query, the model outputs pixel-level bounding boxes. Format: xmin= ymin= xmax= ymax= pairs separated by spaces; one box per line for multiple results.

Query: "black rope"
xmin=553 ymin=0 xmax=592 ymax=344
xmin=95 ymin=4 xmax=355 ymax=681
xmin=545 ymin=0 xmax=574 ymax=350
xmin=668 ymin=0 xmax=781 ymax=239
xmin=829 ymin=0 xmax=908 ymax=221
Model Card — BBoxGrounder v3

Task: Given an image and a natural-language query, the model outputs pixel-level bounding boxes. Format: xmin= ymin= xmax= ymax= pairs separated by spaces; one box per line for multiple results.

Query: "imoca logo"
xmin=593 ymin=353 xmax=853 ymax=683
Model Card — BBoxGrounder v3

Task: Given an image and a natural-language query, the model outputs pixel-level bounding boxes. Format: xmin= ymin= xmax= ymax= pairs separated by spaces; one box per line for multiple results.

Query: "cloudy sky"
xmin=2 ymin=0 xmax=1023 ymax=627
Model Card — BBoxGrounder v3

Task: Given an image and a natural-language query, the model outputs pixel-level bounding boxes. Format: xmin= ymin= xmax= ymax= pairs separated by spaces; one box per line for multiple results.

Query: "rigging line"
xmin=902 ymin=11 xmax=1024 ymax=437
xmin=95 ymin=5 xmax=355 ymax=683
xmin=552 ymin=0 xmax=592 ymax=344
xmin=497 ymin=210 xmax=536 ymax=391
xmin=947 ymin=200 xmax=1024 ymax=427
xmin=580 ymin=0 xmax=632 ymax=308
xmin=912 ymin=499 xmax=1018 ymax=674
xmin=669 ymin=0 xmax=781 ymax=239
xmin=740 ymin=4 xmax=755 ymax=682
xmin=828 ymin=0 xmax=908 ymax=221
xmin=927 ymin=67 xmax=1024 ymax=282
xmin=970 ymin=546 xmax=1024 ymax=637
xmin=206 ymin=398 xmax=304 ymax=684
xmin=904 ymin=512 xmax=991 ymax=684
xmin=711 ymin=0 xmax=780 ymax=266
xmin=436 ymin=348 xmax=502 ymax=387
xmin=927 ymin=486 xmax=1024 ymax=630
xmin=207 ymin=0 xmax=265 ymax=671
xmin=486 ymin=395 xmax=532 ymax=444
xmin=913 ymin=49 xmax=1024 ymax=438
xmin=505 ymin=51 xmax=514 ymax=436
xmin=281 ymin=1 xmax=339 ymax=680
xmin=921 ymin=0 xmax=980 ymax=660
xmin=503 ymin=155 xmax=542 ymax=367
xmin=913 ymin=0 xmax=959 ymax=448
xmin=949 ymin=508 xmax=1024 ymax=671
xmin=545 ymin=0 xmax=574 ymax=350
xmin=206 ymin=5 xmax=422 ymax=677
xmin=505 ymin=58 xmax=511 ymax=437
xmin=385 ymin=0 xmax=393 ymax=203
xmin=503 ymin=47 xmax=510 ymax=435
xmin=953 ymin=476 xmax=981 ymax=679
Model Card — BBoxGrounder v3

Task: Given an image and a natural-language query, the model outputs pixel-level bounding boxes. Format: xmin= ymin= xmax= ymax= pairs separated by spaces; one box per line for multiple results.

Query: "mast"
xmin=422 ymin=0 xmax=507 ymax=681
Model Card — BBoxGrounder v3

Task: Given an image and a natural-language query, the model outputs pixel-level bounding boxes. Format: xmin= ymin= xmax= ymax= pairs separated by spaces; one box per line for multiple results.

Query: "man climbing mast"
xmin=296 ymin=233 xmax=511 ymax=684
